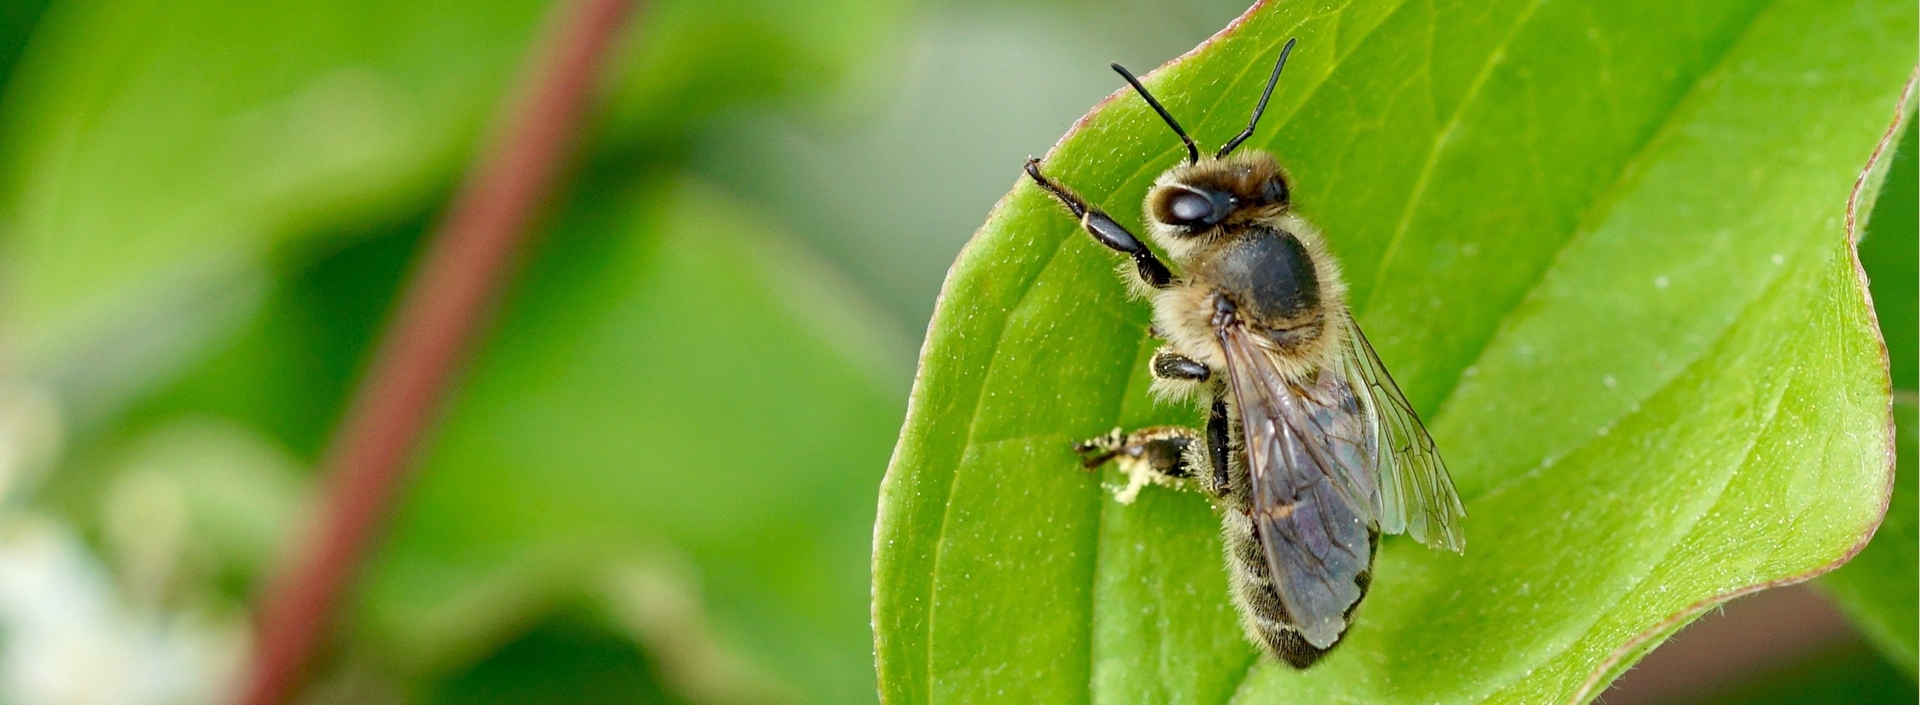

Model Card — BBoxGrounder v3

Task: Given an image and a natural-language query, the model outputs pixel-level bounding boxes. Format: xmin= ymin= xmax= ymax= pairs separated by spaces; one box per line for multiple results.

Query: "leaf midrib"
xmin=923 ymin=220 xmax=1074 ymax=701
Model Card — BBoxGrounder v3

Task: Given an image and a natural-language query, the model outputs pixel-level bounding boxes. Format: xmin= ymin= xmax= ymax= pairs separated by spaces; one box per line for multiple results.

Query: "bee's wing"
xmin=1217 ymin=324 xmax=1378 ymax=649
xmin=1341 ymin=320 xmax=1467 ymax=552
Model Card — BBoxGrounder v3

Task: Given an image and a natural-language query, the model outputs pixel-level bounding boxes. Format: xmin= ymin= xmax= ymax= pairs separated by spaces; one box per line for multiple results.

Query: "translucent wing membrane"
xmin=1343 ymin=322 xmax=1467 ymax=552
xmin=1215 ymin=313 xmax=1467 ymax=646
xmin=1218 ymin=324 xmax=1376 ymax=648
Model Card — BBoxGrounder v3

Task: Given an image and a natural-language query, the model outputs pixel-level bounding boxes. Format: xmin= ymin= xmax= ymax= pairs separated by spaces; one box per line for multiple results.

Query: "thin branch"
xmin=237 ymin=0 xmax=640 ymax=702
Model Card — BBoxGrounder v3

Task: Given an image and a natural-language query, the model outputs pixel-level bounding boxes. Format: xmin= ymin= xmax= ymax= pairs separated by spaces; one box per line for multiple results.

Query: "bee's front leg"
xmin=1023 ymin=158 xmax=1173 ymax=290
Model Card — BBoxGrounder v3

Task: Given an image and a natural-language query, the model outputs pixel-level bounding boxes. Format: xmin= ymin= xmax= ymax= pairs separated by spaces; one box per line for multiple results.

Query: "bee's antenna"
xmin=1112 ymin=62 xmax=1200 ymax=165
xmin=1217 ymin=37 xmax=1297 ymax=158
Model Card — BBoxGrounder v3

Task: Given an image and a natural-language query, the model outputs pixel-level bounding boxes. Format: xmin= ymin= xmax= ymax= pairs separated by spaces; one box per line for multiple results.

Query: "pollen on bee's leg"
xmin=1074 ymin=428 xmax=1123 ymax=454
xmin=1109 ymin=450 xmax=1177 ymax=504
xmin=1078 ymin=426 xmax=1201 ymax=502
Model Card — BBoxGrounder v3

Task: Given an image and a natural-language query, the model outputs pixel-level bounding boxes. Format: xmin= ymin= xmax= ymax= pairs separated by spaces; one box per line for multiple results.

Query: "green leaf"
xmin=0 ymin=0 xmax=550 ymax=400
xmin=1819 ymin=117 xmax=1917 ymax=677
xmin=1694 ymin=641 xmax=1918 ymax=705
xmin=422 ymin=611 xmax=686 ymax=705
xmin=0 ymin=0 xmax=901 ymax=413
xmin=358 ymin=176 xmax=907 ymax=704
xmin=875 ymin=0 xmax=1915 ymax=703
xmin=1822 ymin=400 xmax=1918 ymax=676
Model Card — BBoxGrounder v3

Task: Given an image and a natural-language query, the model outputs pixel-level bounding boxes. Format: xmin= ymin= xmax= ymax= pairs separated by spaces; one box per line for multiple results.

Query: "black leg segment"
xmin=1076 ymin=426 xmax=1197 ymax=479
xmin=1207 ymin=396 xmax=1232 ymax=496
xmin=1024 ymin=158 xmax=1173 ymax=289
xmin=1150 ymin=349 xmax=1211 ymax=382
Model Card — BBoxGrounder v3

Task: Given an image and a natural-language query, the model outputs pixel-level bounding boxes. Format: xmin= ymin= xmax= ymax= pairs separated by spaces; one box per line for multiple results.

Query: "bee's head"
xmin=1110 ymin=38 xmax=1299 ymax=257
xmin=1147 ymin=153 xmax=1292 ymax=235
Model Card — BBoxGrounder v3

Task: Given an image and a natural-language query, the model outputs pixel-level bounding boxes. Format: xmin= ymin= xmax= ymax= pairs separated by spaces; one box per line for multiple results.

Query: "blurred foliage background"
xmin=0 ymin=0 xmax=1903 ymax=703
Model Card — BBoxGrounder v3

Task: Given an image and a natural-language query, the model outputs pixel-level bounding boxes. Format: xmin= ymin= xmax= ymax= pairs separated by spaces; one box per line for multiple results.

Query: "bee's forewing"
xmin=1218 ymin=324 xmax=1377 ymax=649
xmin=1341 ymin=319 xmax=1468 ymax=552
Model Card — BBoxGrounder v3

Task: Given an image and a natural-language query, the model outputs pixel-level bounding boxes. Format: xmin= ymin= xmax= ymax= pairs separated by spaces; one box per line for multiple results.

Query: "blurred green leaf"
xmin=96 ymin=418 xmax=309 ymax=605
xmin=29 ymin=216 xmax=421 ymax=579
xmin=424 ymin=611 xmax=687 ymax=705
xmin=358 ymin=176 xmax=906 ymax=703
xmin=0 ymin=0 xmax=904 ymax=415
xmin=1695 ymin=641 xmax=1918 ymax=705
xmin=0 ymin=0 xmax=549 ymax=403
xmin=875 ymin=1 xmax=1913 ymax=703
xmin=110 ymin=215 xmax=426 ymax=463
xmin=598 ymin=0 xmax=904 ymax=145
xmin=8 ymin=0 xmax=911 ymax=694
xmin=1820 ymin=117 xmax=1916 ymax=678
xmin=0 ymin=0 xmax=52 ymax=84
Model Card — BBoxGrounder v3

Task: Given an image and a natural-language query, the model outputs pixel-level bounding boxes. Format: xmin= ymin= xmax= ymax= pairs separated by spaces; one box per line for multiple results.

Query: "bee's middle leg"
xmin=1143 ymin=348 xmax=1234 ymax=499
xmin=1203 ymin=395 xmax=1233 ymax=501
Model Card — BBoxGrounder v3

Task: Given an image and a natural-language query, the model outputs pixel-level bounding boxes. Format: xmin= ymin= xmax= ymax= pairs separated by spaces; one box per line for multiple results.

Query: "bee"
xmin=1024 ymin=38 xmax=1466 ymax=668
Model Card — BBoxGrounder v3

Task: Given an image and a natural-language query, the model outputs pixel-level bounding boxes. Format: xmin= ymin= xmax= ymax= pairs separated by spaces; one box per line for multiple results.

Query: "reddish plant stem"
xmin=238 ymin=1 xmax=638 ymax=702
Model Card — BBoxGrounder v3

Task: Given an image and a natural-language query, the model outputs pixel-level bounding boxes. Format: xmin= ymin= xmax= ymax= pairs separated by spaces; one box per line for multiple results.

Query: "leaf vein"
xmin=1361 ymin=0 xmax=1547 ymax=314
xmin=1426 ymin=0 xmax=1782 ymax=425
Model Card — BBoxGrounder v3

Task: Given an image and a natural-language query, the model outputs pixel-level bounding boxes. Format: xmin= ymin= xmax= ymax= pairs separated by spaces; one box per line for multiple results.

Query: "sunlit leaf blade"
xmin=1822 ymin=399 xmax=1918 ymax=677
xmin=1827 ymin=397 xmax=1920 ymax=680
xmin=874 ymin=0 xmax=1915 ymax=702
xmin=1818 ymin=117 xmax=1917 ymax=678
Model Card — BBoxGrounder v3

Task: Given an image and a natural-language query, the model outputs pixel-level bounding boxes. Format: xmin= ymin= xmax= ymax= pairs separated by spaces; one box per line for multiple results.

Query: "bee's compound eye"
xmin=1262 ymin=176 xmax=1290 ymax=206
xmin=1169 ymin=191 xmax=1214 ymax=222
xmin=1154 ymin=185 xmax=1233 ymax=230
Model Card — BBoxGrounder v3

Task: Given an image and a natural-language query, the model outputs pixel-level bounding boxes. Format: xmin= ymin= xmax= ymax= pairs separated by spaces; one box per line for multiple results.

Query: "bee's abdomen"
xmin=1220 ymin=509 xmax=1375 ymax=669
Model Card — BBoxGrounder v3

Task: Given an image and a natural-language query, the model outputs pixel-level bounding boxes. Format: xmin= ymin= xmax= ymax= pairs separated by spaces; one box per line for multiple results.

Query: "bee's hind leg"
xmin=1076 ymin=426 xmax=1201 ymax=504
xmin=1076 ymin=399 xmax=1234 ymax=503
xmin=1203 ymin=395 xmax=1233 ymax=501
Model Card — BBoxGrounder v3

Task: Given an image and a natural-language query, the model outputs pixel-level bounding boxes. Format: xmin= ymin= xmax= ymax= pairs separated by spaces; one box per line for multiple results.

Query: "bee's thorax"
xmin=1196 ymin=229 xmax=1320 ymax=326
xmin=1148 ymin=210 xmax=1349 ymax=384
